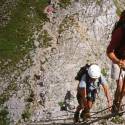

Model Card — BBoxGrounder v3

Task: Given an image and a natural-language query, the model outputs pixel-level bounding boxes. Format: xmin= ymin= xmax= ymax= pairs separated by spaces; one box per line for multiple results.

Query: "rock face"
xmin=32 ymin=0 xmax=116 ymax=121
xmin=1 ymin=0 xmax=125 ymax=125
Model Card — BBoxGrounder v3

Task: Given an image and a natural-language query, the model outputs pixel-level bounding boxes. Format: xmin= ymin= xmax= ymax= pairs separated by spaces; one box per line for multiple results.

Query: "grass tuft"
xmin=0 ymin=0 xmax=49 ymax=72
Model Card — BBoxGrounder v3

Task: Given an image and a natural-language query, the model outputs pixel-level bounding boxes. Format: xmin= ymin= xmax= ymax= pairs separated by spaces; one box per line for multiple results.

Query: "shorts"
xmin=77 ymin=90 xmax=96 ymax=104
xmin=87 ymin=90 xmax=96 ymax=102
xmin=111 ymin=63 xmax=125 ymax=80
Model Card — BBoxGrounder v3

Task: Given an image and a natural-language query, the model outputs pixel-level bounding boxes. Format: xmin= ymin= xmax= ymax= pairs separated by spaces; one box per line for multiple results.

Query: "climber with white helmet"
xmin=74 ymin=64 xmax=112 ymax=123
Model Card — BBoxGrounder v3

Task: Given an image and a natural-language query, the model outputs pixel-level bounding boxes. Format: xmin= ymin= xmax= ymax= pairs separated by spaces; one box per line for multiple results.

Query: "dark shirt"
xmin=107 ymin=27 xmax=125 ymax=59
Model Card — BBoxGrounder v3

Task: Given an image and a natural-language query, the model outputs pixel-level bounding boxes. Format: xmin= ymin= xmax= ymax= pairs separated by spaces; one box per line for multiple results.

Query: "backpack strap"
xmin=86 ymin=74 xmax=101 ymax=92
xmin=97 ymin=77 xmax=101 ymax=92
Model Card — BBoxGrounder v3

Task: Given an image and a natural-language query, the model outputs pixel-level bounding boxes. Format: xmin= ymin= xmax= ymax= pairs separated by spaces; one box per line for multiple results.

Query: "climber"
xmin=106 ymin=10 xmax=125 ymax=113
xmin=74 ymin=64 xmax=112 ymax=123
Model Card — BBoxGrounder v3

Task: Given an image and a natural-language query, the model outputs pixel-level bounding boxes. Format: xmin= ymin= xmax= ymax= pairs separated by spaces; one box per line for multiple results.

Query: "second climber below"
xmin=74 ymin=64 xmax=112 ymax=123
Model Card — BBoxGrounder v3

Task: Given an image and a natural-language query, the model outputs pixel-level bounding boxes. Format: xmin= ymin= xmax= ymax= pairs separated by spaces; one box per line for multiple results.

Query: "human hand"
xmin=118 ymin=60 xmax=125 ymax=69
xmin=108 ymin=101 xmax=112 ymax=112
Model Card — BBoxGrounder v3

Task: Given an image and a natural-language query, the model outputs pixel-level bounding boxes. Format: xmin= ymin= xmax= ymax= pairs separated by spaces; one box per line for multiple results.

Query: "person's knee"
xmin=116 ymin=82 xmax=123 ymax=92
xmin=76 ymin=105 xmax=82 ymax=112
xmin=86 ymin=101 xmax=93 ymax=109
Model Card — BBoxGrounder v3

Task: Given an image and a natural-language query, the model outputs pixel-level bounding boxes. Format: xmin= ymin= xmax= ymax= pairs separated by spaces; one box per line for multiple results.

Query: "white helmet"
xmin=88 ymin=64 xmax=101 ymax=79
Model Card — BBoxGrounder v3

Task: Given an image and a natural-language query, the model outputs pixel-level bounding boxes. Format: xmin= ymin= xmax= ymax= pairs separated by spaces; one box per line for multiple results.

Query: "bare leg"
xmin=80 ymin=100 xmax=93 ymax=120
xmin=75 ymin=105 xmax=82 ymax=113
xmin=74 ymin=105 xmax=82 ymax=123
xmin=112 ymin=79 xmax=123 ymax=112
xmin=114 ymin=80 xmax=123 ymax=102
xmin=117 ymin=77 xmax=125 ymax=111
xmin=87 ymin=100 xmax=93 ymax=109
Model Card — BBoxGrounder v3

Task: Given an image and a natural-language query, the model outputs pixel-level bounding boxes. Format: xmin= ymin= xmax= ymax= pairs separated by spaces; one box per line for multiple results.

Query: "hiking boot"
xmin=112 ymin=101 xmax=123 ymax=115
xmin=112 ymin=104 xmax=119 ymax=114
xmin=80 ymin=109 xmax=90 ymax=121
xmin=73 ymin=111 xmax=79 ymax=123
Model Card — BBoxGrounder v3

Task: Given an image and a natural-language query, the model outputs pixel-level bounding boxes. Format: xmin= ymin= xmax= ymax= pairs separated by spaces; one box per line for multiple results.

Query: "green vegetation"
xmin=34 ymin=0 xmax=50 ymax=22
xmin=41 ymin=30 xmax=53 ymax=48
xmin=111 ymin=115 xmax=125 ymax=124
xmin=58 ymin=101 xmax=65 ymax=107
xmin=58 ymin=15 xmax=76 ymax=34
xmin=113 ymin=0 xmax=122 ymax=16
xmin=21 ymin=103 xmax=31 ymax=121
xmin=101 ymin=68 xmax=107 ymax=77
xmin=0 ymin=0 xmax=49 ymax=71
xmin=0 ymin=107 xmax=10 ymax=125
xmin=0 ymin=83 xmax=17 ymax=104
xmin=26 ymin=90 xmax=35 ymax=102
xmin=58 ymin=0 xmax=71 ymax=9
xmin=0 ymin=0 xmax=5 ymax=6
xmin=20 ymin=77 xmax=33 ymax=121
xmin=22 ymin=110 xmax=31 ymax=121
xmin=96 ymin=0 xmax=102 ymax=5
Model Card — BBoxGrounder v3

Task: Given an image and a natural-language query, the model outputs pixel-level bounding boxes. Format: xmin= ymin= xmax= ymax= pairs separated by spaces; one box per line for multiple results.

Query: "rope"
xmin=91 ymin=103 xmax=125 ymax=116
xmin=28 ymin=110 xmax=125 ymax=125
xmin=29 ymin=104 xmax=125 ymax=125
